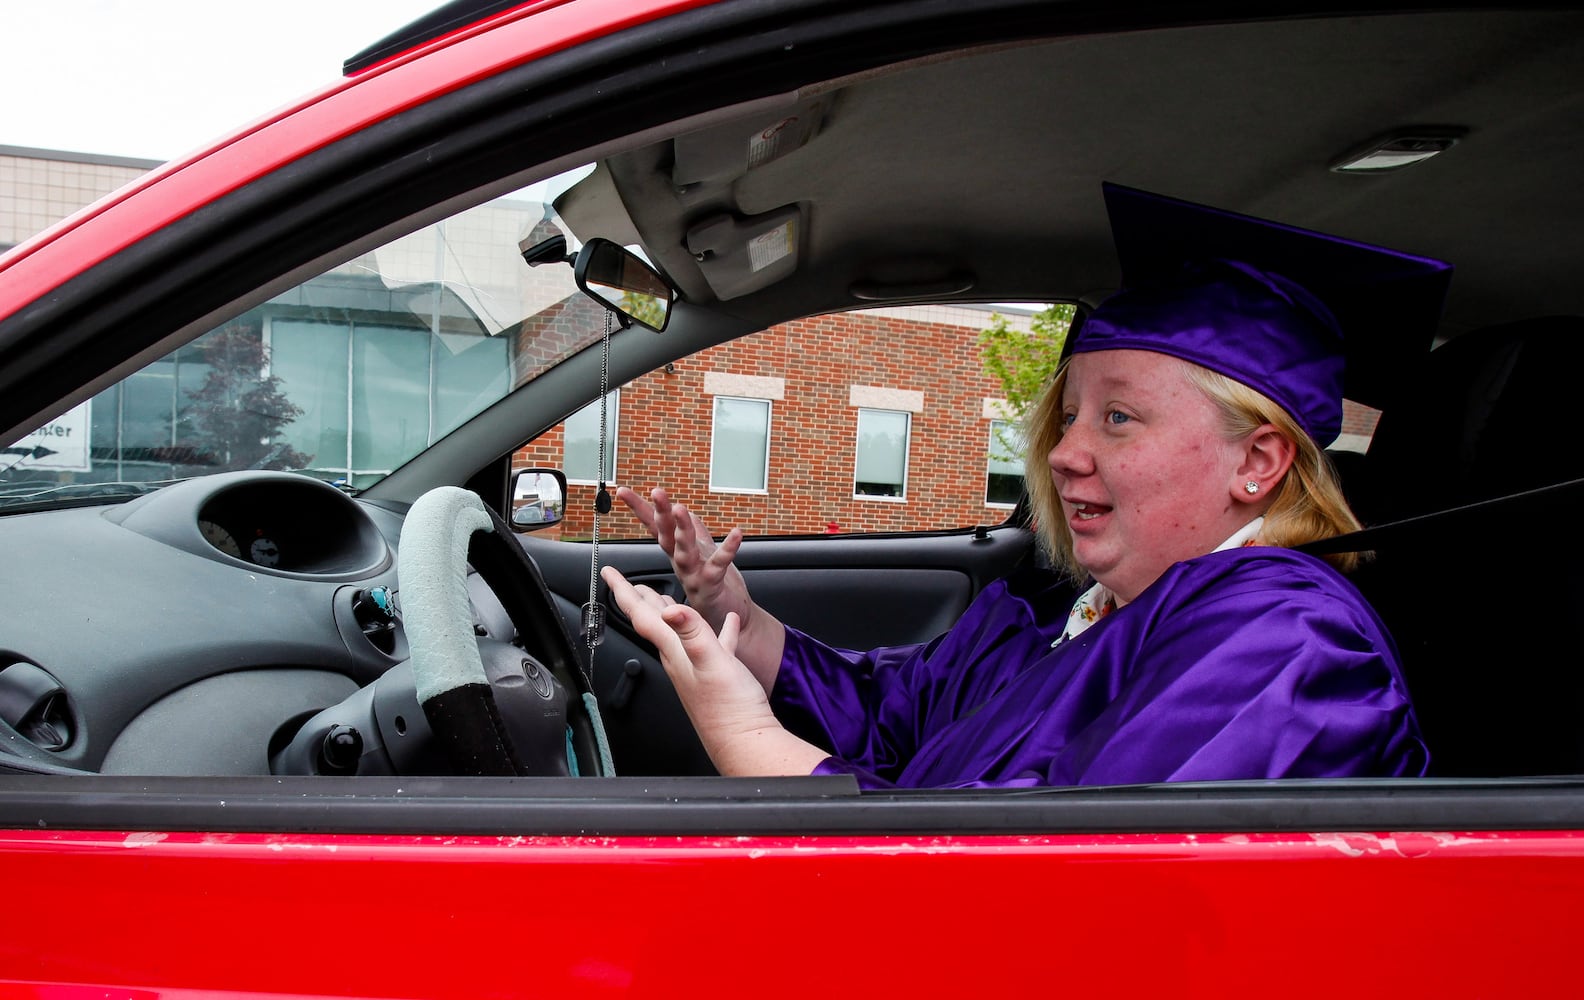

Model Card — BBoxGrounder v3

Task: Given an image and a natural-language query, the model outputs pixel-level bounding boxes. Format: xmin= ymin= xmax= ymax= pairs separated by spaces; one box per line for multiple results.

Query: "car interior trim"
xmin=5 ymin=774 xmax=1584 ymax=836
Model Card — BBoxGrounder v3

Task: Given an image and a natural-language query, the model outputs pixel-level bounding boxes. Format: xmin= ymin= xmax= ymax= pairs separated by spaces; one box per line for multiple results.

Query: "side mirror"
xmin=509 ymin=467 xmax=567 ymax=532
xmin=574 ymin=238 xmax=674 ymax=333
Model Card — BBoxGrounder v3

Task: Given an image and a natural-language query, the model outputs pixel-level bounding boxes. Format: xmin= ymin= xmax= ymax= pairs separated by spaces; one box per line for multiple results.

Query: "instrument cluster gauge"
xmin=197 ymin=519 xmax=243 ymax=559
xmin=249 ymin=534 xmax=282 ymax=568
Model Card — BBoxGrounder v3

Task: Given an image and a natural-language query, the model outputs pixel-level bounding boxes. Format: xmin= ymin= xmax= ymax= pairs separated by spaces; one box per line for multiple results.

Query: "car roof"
xmin=343 ymin=0 xmax=538 ymax=75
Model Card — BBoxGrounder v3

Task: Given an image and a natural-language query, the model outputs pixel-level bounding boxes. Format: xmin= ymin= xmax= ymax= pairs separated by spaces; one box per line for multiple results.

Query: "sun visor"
xmin=685 ymin=206 xmax=803 ymax=301
xmin=671 ymin=98 xmax=829 ymax=188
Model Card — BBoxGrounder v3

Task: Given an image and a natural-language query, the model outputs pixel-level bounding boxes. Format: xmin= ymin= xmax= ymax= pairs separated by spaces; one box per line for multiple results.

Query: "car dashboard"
xmin=0 ymin=473 xmax=419 ymax=775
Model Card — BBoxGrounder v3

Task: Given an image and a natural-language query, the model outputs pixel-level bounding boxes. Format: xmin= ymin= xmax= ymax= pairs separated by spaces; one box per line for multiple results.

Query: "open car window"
xmin=522 ymin=303 xmax=1061 ymax=538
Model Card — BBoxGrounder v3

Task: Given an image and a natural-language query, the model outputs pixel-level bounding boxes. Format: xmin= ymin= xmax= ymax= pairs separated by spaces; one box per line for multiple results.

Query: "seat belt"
xmin=1298 ymin=476 xmax=1584 ymax=557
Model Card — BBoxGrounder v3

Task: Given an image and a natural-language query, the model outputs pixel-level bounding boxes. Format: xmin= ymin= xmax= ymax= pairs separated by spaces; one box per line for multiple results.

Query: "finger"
xmin=629 ymin=582 xmax=671 ymax=609
xmin=603 ymin=567 xmax=697 ymax=633
xmin=681 ymin=503 xmax=722 ymax=559
xmin=602 ymin=567 xmax=687 ymax=654
xmin=669 ymin=502 xmax=707 ymax=567
xmin=677 ymin=504 xmax=724 ymax=559
xmin=615 ymin=486 xmax=656 ymax=532
xmin=650 ymin=487 xmax=674 ymax=526
xmin=601 ymin=565 xmax=656 ymax=618
xmin=660 ymin=603 xmax=733 ymax=670
xmin=717 ymin=611 xmax=741 ymax=658
xmin=652 ymin=490 xmax=682 ymax=557
xmin=689 ymin=509 xmax=719 ymax=548
xmin=610 ymin=578 xmax=672 ymax=616
xmin=707 ymin=526 xmax=743 ymax=570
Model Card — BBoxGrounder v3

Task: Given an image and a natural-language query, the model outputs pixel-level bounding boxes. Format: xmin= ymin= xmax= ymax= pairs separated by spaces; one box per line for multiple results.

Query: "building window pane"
xmin=986 ymin=418 xmax=1026 ymax=506
xmin=351 ymin=324 xmax=431 ymax=477
xmin=565 ymin=391 xmax=618 ymax=483
xmin=273 ymin=318 xmax=512 ymax=488
xmin=854 ymin=408 xmax=909 ymax=498
xmin=433 ymin=331 xmax=511 ymax=438
xmin=710 ymin=396 xmax=770 ymax=491
xmin=271 ymin=319 xmax=352 ymax=479
xmin=89 ymin=383 xmax=121 ymax=456
xmin=120 ymin=367 xmax=177 ymax=454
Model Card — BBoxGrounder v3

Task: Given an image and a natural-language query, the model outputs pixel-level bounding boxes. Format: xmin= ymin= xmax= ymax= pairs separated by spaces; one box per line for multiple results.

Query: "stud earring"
xmin=1244 ymin=481 xmax=1260 ymax=495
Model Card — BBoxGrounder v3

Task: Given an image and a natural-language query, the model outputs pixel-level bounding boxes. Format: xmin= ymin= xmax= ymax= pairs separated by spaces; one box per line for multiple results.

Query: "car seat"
xmin=1350 ymin=315 xmax=1584 ymax=776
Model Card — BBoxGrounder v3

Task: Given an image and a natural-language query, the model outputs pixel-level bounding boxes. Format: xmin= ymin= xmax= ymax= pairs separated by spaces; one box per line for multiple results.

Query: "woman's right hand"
xmin=615 ymin=486 xmax=785 ymax=686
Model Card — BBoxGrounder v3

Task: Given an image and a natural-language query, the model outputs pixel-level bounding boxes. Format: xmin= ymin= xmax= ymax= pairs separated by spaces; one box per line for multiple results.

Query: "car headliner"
xmin=601 ymin=10 xmax=1584 ymax=337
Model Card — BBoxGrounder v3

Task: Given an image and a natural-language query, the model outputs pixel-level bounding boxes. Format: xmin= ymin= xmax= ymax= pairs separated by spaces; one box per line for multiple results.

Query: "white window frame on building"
xmin=852 ymin=408 xmax=912 ymax=500
xmin=983 ymin=398 xmax=1026 ymax=508
xmin=850 ymin=386 xmax=921 ymax=502
xmin=985 ymin=417 xmax=1026 ymax=508
xmin=564 ymin=390 xmax=620 ymax=484
xmin=703 ymin=371 xmax=784 ymax=495
xmin=708 ymin=395 xmax=772 ymax=493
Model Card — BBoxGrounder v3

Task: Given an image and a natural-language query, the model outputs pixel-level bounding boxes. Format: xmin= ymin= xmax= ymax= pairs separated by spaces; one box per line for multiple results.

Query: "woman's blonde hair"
xmin=1023 ymin=357 xmax=1362 ymax=581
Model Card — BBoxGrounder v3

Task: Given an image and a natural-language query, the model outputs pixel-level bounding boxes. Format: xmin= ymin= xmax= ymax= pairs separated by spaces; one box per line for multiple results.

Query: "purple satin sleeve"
xmin=770 ymin=577 xmax=1069 ymax=787
xmin=769 ymin=624 xmax=938 ymax=784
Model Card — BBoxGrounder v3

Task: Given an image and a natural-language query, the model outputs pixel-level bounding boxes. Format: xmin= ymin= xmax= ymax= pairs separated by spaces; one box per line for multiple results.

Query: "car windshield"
xmin=0 ymin=168 xmax=601 ymax=509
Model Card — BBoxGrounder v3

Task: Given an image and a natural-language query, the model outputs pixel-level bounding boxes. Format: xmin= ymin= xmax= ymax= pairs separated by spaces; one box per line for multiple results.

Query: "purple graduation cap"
xmin=1070 ymin=183 xmax=1454 ymax=445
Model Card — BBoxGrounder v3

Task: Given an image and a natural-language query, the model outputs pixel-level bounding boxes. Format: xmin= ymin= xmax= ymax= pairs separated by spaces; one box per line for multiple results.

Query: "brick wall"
xmin=516 ymin=306 xmax=1026 ymax=540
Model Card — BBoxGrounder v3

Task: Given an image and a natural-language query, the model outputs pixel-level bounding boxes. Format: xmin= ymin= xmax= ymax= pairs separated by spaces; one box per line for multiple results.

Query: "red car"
xmin=3 ymin=1 xmax=1584 ymax=995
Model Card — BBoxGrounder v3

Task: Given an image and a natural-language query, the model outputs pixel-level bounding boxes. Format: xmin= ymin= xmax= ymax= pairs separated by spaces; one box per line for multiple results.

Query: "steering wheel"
xmin=398 ymin=486 xmax=607 ymax=776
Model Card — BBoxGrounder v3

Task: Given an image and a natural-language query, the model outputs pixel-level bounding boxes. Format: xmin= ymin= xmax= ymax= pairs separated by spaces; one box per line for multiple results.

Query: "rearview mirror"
xmin=509 ymin=467 xmax=567 ymax=532
xmin=574 ymin=238 xmax=674 ymax=332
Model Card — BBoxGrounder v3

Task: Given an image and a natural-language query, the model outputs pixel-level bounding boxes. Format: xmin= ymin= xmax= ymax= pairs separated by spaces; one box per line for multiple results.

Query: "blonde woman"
xmin=605 ymin=185 xmax=1442 ymax=788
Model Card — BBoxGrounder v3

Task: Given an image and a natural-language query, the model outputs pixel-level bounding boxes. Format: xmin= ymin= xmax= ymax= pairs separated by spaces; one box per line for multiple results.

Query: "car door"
xmin=526 ymin=520 xmax=1038 ymax=774
xmin=5 ymin=2 xmax=1584 ymax=997
xmin=512 ymin=304 xmax=1053 ymax=772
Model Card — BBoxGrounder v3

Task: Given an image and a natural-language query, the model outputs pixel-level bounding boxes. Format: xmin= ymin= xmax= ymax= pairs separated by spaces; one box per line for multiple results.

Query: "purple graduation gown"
xmin=770 ymin=547 xmax=1428 ymax=788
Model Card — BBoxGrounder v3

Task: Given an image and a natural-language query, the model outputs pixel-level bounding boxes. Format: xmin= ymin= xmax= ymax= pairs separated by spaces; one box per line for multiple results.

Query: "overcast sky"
xmin=3 ymin=1 xmax=442 ymax=162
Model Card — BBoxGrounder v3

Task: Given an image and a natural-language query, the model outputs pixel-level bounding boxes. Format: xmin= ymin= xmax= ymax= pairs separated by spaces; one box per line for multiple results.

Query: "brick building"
xmin=516 ymin=302 xmax=1044 ymax=540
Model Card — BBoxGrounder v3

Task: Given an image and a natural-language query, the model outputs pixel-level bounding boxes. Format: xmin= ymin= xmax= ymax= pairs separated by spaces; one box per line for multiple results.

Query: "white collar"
xmin=1053 ymin=516 xmax=1265 ymax=648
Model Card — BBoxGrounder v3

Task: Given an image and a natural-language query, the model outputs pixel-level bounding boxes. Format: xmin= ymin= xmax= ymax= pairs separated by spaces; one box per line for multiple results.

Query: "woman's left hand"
xmin=601 ymin=565 xmax=828 ymax=776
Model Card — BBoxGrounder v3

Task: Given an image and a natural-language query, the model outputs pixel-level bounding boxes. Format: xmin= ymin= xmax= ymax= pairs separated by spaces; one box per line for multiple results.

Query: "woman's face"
xmin=1048 ymin=349 xmax=1252 ymax=603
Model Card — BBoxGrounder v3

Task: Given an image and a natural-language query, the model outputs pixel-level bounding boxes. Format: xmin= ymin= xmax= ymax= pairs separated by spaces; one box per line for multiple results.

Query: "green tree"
xmin=977 ymin=302 xmax=1075 ymax=451
xmin=182 ymin=323 xmax=312 ymax=471
xmin=619 ymin=288 xmax=669 ymax=331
